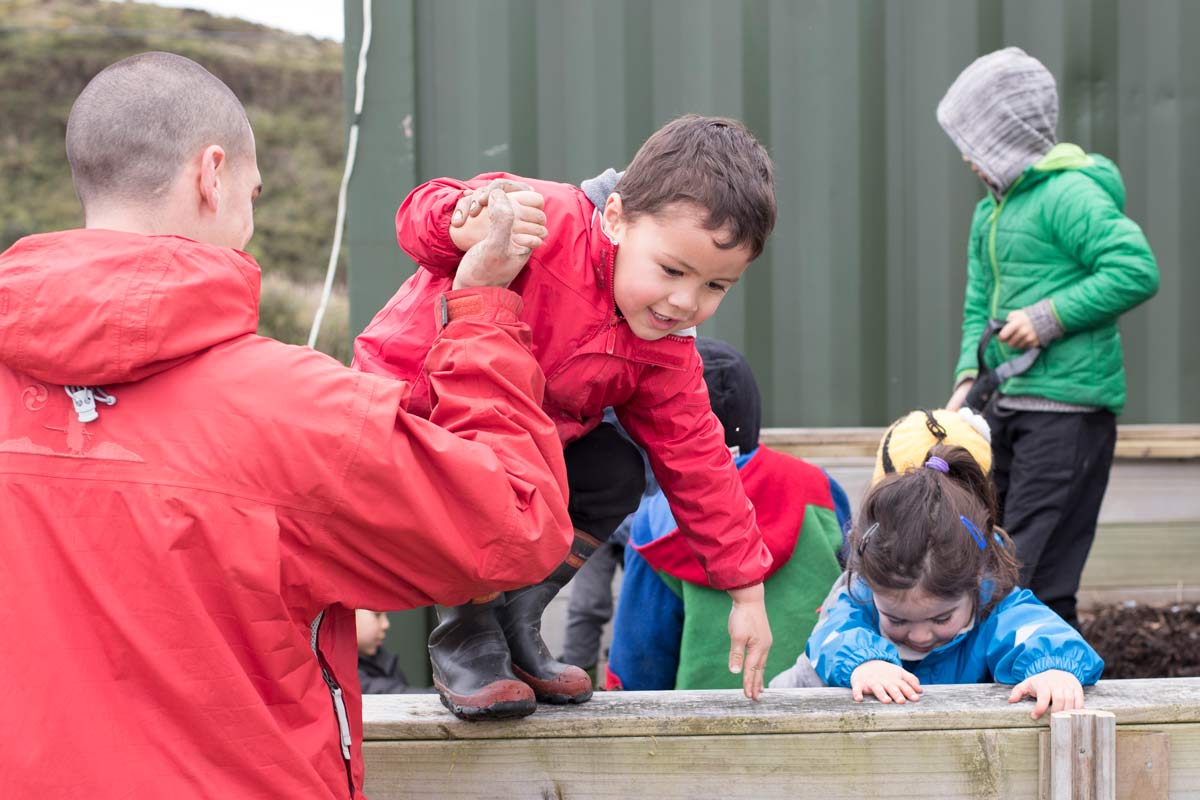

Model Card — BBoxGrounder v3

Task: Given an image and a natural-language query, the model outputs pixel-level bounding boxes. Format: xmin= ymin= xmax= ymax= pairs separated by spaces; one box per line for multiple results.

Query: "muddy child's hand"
xmin=449 ymin=179 xmax=548 ymax=253
xmin=452 ymin=190 xmax=534 ymax=290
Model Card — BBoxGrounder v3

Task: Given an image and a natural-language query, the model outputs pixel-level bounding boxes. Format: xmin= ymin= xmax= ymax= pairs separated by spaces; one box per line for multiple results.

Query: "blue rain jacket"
xmin=807 ymin=579 xmax=1104 ymax=688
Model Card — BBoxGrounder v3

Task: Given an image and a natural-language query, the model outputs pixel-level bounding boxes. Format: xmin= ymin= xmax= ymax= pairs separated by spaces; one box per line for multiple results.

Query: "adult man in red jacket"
xmin=0 ymin=52 xmax=572 ymax=799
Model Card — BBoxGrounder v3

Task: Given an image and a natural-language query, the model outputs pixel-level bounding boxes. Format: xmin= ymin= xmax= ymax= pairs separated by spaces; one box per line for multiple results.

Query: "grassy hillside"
xmin=0 ymin=0 xmax=351 ymax=359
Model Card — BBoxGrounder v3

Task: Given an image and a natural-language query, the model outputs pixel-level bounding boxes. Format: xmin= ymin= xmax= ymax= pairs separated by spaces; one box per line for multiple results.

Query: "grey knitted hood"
xmin=937 ymin=47 xmax=1058 ymax=194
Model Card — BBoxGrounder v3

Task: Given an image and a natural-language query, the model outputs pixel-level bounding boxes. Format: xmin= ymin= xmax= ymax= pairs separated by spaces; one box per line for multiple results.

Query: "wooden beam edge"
xmin=362 ymin=678 xmax=1200 ymax=742
xmin=759 ymin=425 xmax=1200 ymax=460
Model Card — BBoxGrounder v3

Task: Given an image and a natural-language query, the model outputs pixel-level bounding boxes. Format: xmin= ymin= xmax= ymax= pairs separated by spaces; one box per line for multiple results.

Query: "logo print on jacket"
xmin=21 ymin=383 xmax=48 ymax=412
xmin=1 ymin=389 xmax=143 ymax=462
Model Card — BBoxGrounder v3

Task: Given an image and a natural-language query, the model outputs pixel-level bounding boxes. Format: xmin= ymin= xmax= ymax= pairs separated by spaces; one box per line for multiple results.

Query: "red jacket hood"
xmin=0 ymin=229 xmax=261 ymax=385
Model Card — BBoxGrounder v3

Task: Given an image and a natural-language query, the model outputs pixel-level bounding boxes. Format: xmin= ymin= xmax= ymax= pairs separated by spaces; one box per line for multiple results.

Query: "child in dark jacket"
xmin=606 ymin=338 xmax=850 ymax=690
xmin=939 ymin=47 xmax=1158 ymax=629
xmin=356 ymin=610 xmax=433 ymax=695
xmin=355 ymin=116 xmax=779 ymax=718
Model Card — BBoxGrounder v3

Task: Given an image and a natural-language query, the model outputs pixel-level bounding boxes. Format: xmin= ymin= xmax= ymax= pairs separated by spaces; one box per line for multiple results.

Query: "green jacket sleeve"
xmin=1043 ymin=173 xmax=1159 ymax=333
xmin=954 ymin=203 xmax=992 ymax=383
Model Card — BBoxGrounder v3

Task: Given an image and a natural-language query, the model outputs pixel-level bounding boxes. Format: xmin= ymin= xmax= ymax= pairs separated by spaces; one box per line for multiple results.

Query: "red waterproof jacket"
xmin=354 ymin=173 xmax=772 ymax=590
xmin=0 ymin=230 xmax=572 ymax=799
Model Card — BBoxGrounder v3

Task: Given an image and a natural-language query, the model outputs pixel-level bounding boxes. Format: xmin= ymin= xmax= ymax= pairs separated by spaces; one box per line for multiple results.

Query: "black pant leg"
xmin=1025 ymin=410 xmax=1117 ymax=628
xmin=985 ymin=407 xmax=1015 ymax=526
xmin=564 ymin=422 xmax=646 ymax=542
xmin=994 ymin=411 xmax=1086 ymax=593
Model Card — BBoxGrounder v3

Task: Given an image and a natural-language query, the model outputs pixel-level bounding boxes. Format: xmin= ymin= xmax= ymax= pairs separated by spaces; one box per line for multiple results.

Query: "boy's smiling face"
xmin=604 ymin=196 xmax=751 ymax=341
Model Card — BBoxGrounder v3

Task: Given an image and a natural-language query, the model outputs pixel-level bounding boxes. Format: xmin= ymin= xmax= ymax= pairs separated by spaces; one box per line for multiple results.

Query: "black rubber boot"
xmin=496 ymin=530 xmax=602 ymax=703
xmin=427 ymin=594 xmax=536 ymax=721
xmin=498 ymin=423 xmax=646 ymax=704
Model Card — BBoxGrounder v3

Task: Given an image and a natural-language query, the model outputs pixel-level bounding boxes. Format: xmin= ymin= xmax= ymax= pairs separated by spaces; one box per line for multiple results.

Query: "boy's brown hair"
xmin=615 ymin=115 xmax=776 ymax=260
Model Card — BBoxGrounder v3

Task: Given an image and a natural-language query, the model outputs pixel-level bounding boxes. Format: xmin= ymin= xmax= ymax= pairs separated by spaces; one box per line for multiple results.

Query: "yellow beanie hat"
xmin=871 ymin=408 xmax=993 ymax=485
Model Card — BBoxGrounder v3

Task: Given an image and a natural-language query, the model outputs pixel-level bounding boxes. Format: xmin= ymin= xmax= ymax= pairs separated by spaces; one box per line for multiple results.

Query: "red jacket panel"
xmin=353 ymin=173 xmax=772 ymax=590
xmin=0 ymin=229 xmax=572 ymax=799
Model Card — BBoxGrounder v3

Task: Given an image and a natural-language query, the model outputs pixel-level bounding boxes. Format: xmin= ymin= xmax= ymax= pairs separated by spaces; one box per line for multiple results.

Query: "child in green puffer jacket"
xmin=939 ymin=47 xmax=1159 ymax=630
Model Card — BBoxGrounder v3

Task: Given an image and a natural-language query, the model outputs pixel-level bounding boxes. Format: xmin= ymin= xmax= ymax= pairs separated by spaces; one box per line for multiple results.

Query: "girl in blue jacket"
xmin=805 ymin=443 xmax=1103 ymax=720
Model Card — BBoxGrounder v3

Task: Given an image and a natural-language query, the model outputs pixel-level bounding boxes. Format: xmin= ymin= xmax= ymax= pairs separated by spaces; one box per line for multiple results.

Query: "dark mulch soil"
xmin=1080 ymin=602 xmax=1200 ymax=679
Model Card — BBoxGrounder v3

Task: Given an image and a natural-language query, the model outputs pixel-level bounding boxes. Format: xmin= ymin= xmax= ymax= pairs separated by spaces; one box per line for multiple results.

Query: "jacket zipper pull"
xmin=331 ymin=686 xmax=353 ymax=760
xmin=64 ymin=385 xmax=115 ymax=423
xmin=65 ymin=386 xmax=97 ymax=422
xmin=605 ymin=325 xmax=617 ymax=355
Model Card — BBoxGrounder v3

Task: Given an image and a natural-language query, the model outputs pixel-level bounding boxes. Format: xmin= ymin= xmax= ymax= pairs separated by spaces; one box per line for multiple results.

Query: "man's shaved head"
xmin=67 ymin=52 xmax=253 ymax=212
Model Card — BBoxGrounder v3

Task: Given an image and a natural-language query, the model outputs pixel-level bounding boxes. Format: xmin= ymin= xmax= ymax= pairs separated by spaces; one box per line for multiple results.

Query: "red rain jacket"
xmin=0 ymin=230 xmax=572 ymax=799
xmin=354 ymin=173 xmax=771 ymax=590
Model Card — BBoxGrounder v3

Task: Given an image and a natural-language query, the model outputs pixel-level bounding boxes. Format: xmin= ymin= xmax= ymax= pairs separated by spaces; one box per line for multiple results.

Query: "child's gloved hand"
xmin=452 ymin=190 xmax=534 ymax=290
xmin=1007 ymin=669 xmax=1085 ymax=720
xmin=449 ymin=178 xmax=548 ymax=255
xmin=850 ymin=660 xmax=923 ymax=704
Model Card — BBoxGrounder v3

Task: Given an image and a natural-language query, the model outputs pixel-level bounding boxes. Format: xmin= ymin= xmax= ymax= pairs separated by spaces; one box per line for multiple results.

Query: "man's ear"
xmin=602 ymin=192 xmax=625 ymax=244
xmin=197 ymin=145 xmax=226 ymax=213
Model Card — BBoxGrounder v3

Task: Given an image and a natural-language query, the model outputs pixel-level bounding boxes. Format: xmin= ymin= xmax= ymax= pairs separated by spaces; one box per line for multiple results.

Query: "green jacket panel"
xmin=953 ymin=144 xmax=1159 ymax=414
xmin=666 ymin=504 xmax=844 ymax=690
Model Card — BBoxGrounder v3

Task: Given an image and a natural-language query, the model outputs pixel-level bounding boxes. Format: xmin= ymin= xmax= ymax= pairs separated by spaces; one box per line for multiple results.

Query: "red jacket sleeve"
xmin=395 ymin=172 xmax=532 ymax=278
xmin=297 ymin=286 xmax=573 ymax=610
xmin=616 ymin=356 xmax=772 ymax=591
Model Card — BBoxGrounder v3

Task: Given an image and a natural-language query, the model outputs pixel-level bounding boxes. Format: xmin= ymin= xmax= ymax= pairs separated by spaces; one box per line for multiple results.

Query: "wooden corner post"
xmin=1050 ymin=709 xmax=1116 ymax=800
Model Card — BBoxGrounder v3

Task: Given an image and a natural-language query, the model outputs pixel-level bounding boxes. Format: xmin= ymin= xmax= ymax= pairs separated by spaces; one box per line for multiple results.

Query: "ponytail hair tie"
xmin=924 ymin=456 xmax=949 ymax=473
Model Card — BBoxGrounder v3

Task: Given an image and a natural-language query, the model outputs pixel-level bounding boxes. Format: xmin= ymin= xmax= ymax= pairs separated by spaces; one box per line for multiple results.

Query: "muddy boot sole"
xmin=513 ymin=664 xmax=593 ymax=705
xmin=433 ymin=678 xmax=537 ymax=721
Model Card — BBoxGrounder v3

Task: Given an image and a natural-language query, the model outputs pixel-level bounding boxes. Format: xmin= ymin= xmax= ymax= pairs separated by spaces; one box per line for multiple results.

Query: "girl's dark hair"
xmin=847 ymin=443 xmax=1020 ymax=619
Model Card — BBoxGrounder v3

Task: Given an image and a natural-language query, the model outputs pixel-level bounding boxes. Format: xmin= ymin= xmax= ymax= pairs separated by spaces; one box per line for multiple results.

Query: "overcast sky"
xmin=130 ymin=0 xmax=344 ymax=42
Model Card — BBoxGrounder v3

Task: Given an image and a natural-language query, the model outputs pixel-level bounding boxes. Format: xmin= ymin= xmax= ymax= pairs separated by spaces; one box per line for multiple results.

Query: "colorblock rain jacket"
xmin=606 ymin=447 xmax=849 ymax=690
xmin=0 ymin=229 xmax=572 ymax=799
xmin=806 ymin=579 xmax=1104 ymax=688
xmin=354 ymin=173 xmax=772 ymax=590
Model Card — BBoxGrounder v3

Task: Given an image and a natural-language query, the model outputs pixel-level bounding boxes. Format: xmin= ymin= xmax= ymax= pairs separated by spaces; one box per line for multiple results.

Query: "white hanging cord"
xmin=309 ymin=0 xmax=373 ymax=348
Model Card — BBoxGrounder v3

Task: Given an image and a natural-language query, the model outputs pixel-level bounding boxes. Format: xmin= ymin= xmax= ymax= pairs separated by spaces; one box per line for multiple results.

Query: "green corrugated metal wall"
xmin=342 ymin=0 xmax=1198 ymax=687
xmin=344 ymin=0 xmax=1198 ymax=428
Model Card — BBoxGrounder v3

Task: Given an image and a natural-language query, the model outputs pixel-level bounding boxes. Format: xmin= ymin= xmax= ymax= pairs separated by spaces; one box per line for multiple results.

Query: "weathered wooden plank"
xmin=359 ymin=723 xmax=1200 ymax=800
xmin=760 ymin=424 xmax=1200 ymax=461
xmin=1078 ymin=587 xmax=1200 ymax=608
xmin=362 ymin=728 xmax=1043 ymax=800
xmin=1116 ymin=731 xmax=1171 ymax=800
xmin=1040 ymin=730 xmax=1173 ymax=800
xmin=1124 ymin=725 xmax=1199 ymax=800
xmin=1081 ymin=523 xmax=1200 ymax=590
xmin=810 ymin=458 xmax=1200 ymax=526
xmin=1049 ymin=710 xmax=1115 ymax=800
xmin=362 ymin=679 xmax=1200 ymax=742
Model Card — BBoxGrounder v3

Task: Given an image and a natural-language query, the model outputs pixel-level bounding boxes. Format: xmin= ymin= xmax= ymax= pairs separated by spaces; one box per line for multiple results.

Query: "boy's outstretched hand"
xmin=728 ymin=583 xmax=772 ymax=701
xmin=452 ymin=190 xmax=534 ymax=290
xmin=1007 ymin=669 xmax=1085 ymax=720
xmin=449 ymin=178 xmax=548 ymax=255
xmin=850 ymin=660 xmax=923 ymax=704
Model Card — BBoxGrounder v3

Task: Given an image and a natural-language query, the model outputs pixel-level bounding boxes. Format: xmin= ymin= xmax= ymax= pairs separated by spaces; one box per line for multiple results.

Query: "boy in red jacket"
xmin=355 ymin=115 xmax=778 ymax=719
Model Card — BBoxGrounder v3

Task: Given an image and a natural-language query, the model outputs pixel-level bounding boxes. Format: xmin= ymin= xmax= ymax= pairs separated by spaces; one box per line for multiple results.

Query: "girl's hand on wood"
xmin=850 ymin=660 xmax=923 ymax=704
xmin=1008 ymin=669 xmax=1085 ymax=720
